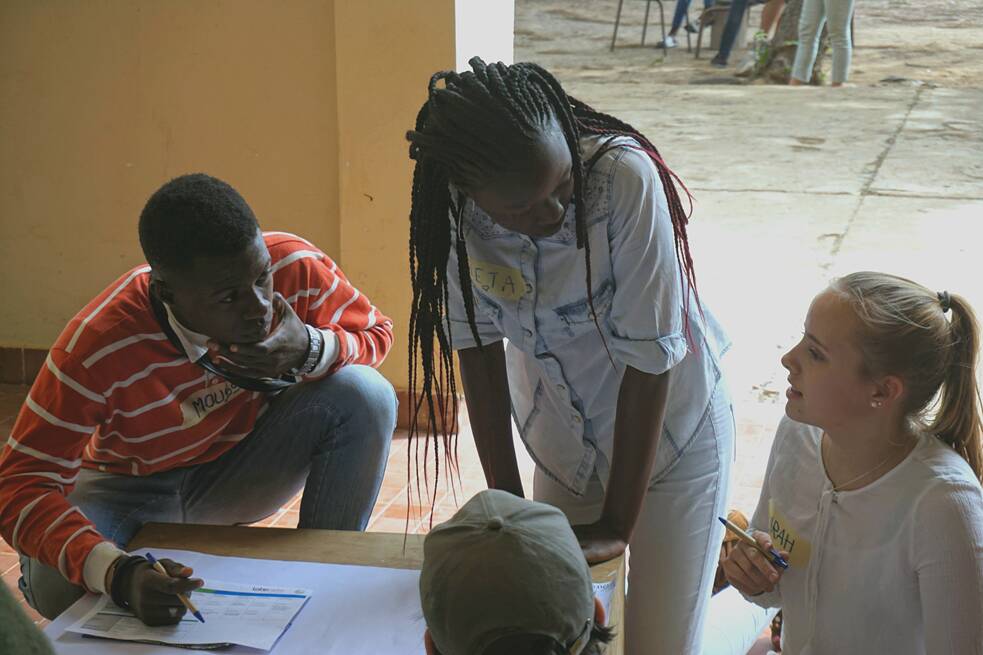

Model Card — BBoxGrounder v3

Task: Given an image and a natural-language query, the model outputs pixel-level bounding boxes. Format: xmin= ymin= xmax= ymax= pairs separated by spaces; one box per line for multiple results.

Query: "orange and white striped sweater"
xmin=0 ymin=233 xmax=393 ymax=587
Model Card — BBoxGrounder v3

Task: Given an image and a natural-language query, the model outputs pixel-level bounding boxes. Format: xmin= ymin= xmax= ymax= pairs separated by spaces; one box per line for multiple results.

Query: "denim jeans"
xmin=791 ymin=0 xmax=855 ymax=83
xmin=716 ymin=0 xmax=751 ymax=61
xmin=534 ymin=381 xmax=735 ymax=655
xmin=672 ymin=0 xmax=715 ymax=33
xmin=18 ymin=365 xmax=396 ymax=619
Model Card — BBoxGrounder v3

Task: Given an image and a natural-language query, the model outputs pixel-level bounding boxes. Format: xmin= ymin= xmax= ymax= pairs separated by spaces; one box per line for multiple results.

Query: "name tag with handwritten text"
xmin=769 ymin=499 xmax=812 ymax=568
xmin=180 ymin=381 xmax=243 ymax=425
xmin=469 ymin=260 xmax=528 ymax=301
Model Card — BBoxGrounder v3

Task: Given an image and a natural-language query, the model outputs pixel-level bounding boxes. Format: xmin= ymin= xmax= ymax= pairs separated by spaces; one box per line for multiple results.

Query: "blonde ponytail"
xmin=928 ymin=293 xmax=983 ymax=481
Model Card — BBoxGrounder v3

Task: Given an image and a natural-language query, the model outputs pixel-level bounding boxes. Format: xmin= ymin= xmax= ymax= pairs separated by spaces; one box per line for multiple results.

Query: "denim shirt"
xmin=446 ymin=136 xmax=729 ymax=495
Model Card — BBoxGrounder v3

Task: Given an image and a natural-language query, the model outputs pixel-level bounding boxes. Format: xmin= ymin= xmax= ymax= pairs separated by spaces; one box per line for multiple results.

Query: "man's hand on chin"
xmin=207 ymin=293 xmax=310 ymax=378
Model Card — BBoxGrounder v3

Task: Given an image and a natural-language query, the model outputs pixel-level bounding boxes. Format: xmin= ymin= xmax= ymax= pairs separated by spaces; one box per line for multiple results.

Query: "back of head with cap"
xmin=420 ymin=490 xmax=613 ymax=655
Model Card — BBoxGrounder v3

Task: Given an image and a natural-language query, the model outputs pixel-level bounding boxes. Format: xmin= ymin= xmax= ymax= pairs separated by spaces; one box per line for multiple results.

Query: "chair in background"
xmin=611 ymin=0 xmax=669 ymax=55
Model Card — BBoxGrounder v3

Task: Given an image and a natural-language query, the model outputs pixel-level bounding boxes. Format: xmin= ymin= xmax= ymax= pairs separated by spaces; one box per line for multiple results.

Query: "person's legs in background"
xmin=760 ymin=0 xmax=785 ymax=33
xmin=658 ymin=0 xmax=696 ymax=48
xmin=731 ymin=1 xmax=783 ymax=75
xmin=825 ymin=0 xmax=856 ymax=85
xmin=710 ymin=0 xmax=751 ymax=67
xmin=789 ymin=0 xmax=827 ymax=84
xmin=732 ymin=0 xmax=785 ymax=76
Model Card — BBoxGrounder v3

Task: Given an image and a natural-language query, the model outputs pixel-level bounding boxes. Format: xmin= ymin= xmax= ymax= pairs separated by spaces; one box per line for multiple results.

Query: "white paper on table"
xmin=592 ymin=578 xmax=616 ymax=620
xmin=46 ymin=548 xmax=428 ymax=654
xmin=66 ymin=580 xmax=310 ymax=651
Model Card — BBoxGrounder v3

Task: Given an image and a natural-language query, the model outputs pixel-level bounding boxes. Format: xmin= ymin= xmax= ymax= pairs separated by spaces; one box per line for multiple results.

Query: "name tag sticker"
xmin=769 ymin=499 xmax=812 ymax=568
xmin=181 ymin=381 xmax=243 ymax=425
xmin=470 ymin=260 xmax=527 ymax=302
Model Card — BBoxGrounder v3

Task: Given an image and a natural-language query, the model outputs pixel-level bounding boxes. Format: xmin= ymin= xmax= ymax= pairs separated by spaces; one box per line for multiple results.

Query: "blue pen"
xmin=718 ymin=517 xmax=790 ymax=570
xmin=145 ymin=552 xmax=205 ymax=623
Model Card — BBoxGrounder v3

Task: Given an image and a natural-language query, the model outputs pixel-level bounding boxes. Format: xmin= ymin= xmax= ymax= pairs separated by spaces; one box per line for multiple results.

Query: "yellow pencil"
xmin=145 ymin=552 xmax=205 ymax=622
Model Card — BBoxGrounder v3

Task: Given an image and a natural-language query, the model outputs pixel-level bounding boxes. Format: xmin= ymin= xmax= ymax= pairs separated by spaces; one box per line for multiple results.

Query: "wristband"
xmin=104 ymin=554 xmax=123 ymax=594
xmin=290 ymin=324 xmax=324 ymax=376
xmin=110 ymin=555 xmax=147 ymax=609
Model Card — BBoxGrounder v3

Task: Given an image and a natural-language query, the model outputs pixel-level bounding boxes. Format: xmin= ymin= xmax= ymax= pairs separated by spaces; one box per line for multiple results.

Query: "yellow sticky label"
xmin=469 ymin=259 xmax=527 ymax=301
xmin=768 ymin=499 xmax=811 ymax=568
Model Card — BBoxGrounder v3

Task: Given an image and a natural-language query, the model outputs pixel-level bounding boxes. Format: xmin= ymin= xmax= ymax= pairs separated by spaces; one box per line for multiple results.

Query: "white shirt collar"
xmin=163 ymin=303 xmax=211 ymax=362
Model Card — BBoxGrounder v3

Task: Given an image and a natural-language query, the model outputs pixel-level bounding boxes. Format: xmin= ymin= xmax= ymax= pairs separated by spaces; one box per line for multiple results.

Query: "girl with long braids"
xmin=406 ymin=57 xmax=733 ymax=654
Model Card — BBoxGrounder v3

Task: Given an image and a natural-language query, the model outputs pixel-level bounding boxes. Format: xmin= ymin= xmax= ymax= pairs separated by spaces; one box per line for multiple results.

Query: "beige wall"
xmin=333 ymin=3 xmax=455 ymax=389
xmin=0 ymin=0 xmax=514 ymax=391
xmin=333 ymin=0 xmax=513 ymax=388
xmin=0 ymin=0 xmax=340 ymax=349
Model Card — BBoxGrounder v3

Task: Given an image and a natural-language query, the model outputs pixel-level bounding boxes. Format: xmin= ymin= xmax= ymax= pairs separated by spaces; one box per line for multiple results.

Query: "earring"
xmin=870 ymin=400 xmax=883 ymax=408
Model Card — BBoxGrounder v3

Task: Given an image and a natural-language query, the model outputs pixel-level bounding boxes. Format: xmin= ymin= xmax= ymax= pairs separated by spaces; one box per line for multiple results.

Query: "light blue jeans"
xmin=791 ymin=0 xmax=856 ymax=84
xmin=534 ymin=381 xmax=735 ymax=655
xmin=19 ymin=365 xmax=396 ymax=619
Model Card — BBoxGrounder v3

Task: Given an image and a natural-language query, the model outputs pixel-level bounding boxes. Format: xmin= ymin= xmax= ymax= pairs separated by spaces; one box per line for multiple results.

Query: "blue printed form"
xmin=48 ymin=548 xmax=427 ymax=654
xmin=66 ymin=581 xmax=311 ymax=650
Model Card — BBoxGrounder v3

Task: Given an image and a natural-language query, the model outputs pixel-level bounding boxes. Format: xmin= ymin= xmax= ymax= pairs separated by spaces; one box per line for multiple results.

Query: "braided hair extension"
xmin=406 ymin=57 xmax=699 ymax=505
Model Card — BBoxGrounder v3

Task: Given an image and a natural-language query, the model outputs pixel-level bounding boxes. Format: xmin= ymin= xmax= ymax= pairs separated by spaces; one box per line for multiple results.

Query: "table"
xmin=130 ymin=523 xmax=626 ymax=654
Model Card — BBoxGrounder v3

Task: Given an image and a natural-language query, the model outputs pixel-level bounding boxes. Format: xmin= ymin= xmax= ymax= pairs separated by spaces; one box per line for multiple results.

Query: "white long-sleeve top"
xmin=745 ymin=417 xmax=983 ymax=654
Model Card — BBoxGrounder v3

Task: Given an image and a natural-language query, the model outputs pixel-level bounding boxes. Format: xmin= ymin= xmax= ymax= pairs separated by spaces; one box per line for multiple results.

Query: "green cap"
xmin=420 ymin=489 xmax=594 ymax=655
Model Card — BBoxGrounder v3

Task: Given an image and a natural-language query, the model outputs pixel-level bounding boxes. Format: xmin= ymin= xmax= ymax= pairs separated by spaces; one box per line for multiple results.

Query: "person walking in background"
xmin=790 ymin=0 xmax=856 ymax=85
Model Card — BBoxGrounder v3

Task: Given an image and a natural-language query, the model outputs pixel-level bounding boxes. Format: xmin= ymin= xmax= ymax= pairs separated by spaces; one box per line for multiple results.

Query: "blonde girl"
xmin=723 ymin=271 xmax=983 ymax=654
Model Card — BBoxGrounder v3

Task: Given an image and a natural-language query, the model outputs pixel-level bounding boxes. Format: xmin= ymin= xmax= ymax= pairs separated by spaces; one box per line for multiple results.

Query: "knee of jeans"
xmin=797 ymin=17 xmax=821 ymax=36
xmin=319 ymin=366 xmax=397 ymax=437
xmin=19 ymin=555 xmax=85 ymax=620
xmin=797 ymin=26 xmax=820 ymax=42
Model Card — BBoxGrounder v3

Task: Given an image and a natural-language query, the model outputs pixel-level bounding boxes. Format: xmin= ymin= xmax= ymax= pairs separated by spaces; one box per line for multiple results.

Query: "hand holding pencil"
xmin=719 ymin=516 xmax=790 ymax=597
xmin=146 ymin=552 xmax=205 ymax=623
xmin=114 ymin=553 xmax=204 ymax=627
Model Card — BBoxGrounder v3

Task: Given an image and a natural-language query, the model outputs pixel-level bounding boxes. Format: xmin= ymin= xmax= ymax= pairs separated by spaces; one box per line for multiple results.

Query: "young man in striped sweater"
xmin=0 ymin=174 xmax=397 ymax=624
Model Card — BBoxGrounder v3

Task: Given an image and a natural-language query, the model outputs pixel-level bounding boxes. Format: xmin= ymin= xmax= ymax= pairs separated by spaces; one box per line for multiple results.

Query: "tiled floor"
xmin=0 ymin=382 xmax=776 ymax=635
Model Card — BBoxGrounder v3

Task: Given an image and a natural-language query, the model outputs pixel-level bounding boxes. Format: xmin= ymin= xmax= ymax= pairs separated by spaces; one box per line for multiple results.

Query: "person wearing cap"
xmin=0 ymin=583 xmax=54 ymax=655
xmin=420 ymin=489 xmax=614 ymax=655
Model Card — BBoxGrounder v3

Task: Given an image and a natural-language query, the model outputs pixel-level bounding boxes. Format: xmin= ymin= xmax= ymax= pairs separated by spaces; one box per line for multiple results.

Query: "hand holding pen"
xmin=718 ymin=517 xmax=790 ymax=597
xmin=145 ymin=553 xmax=205 ymax=623
xmin=112 ymin=552 xmax=205 ymax=626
